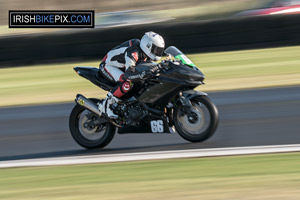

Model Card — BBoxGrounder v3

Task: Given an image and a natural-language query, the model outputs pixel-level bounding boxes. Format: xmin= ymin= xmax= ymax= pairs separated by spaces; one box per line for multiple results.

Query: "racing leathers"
xmin=98 ymin=39 xmax=158 ymax=118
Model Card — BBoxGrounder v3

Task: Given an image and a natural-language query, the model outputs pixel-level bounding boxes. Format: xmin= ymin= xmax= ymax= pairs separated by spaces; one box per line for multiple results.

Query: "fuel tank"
xmin=136 ymin=61 xmax=204 ymax=105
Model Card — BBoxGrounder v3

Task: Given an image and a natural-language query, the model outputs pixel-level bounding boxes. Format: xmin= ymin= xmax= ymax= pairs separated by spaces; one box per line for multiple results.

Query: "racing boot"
xmin=98 ymin=92 xmax=120 ymax=119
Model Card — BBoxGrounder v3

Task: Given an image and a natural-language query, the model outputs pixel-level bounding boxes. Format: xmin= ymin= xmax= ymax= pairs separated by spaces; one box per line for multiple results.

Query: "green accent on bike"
xmin=175 ymin=54 xmax=196 ymax=67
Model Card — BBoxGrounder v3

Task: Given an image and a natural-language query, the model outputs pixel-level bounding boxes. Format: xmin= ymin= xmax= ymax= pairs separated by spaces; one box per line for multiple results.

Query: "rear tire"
xmin=69 ymin=98 xmax=115 ymax=149
xmin=173 ymin=95 xmax=218 ymax=142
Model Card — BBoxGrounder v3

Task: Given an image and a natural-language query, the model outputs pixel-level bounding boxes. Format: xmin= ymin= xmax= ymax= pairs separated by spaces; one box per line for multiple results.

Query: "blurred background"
xmin=1 ymin=0 xmax=300 ymax=65
xmin=1 ymin=0 xmax=300 ymax=36
xmin=1 ymin=0 xmax=300 ymax=105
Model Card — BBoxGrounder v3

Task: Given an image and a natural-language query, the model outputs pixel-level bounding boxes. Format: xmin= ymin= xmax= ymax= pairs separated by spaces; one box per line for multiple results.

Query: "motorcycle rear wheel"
xmin=173 ymin=95 xmax=219 ymax=143
xmin=69 ymin=98 xmax=115 ymax=149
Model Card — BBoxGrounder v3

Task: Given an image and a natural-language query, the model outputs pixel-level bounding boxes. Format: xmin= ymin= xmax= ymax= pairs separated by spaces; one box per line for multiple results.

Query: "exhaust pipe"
xmin=75 ymin=94 xmax=102 ymax=116
xmin=75 ymin=94 xmax=122 ymax=128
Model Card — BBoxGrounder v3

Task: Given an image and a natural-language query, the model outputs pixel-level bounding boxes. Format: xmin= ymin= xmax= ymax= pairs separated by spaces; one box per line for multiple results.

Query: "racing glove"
xmin=124 ymin=64 xmax=160 ymax=82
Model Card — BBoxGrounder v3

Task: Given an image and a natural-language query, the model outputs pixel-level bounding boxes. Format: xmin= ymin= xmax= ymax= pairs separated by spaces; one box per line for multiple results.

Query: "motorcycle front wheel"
xmin=173 ymin=95 xmax=219 ymax=143
xmin=69 ymin=98 xmax=115 ymax=149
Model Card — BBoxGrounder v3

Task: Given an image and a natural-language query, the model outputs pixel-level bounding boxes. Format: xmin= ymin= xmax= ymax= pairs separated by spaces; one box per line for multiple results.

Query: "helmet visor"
xmin=151 ymin=44 xmax=164 ymax=57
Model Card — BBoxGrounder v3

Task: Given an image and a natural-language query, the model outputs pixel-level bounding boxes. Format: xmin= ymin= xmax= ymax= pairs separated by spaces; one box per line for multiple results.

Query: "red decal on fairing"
xmin=132 ymin=52 xmax=138 ymax=61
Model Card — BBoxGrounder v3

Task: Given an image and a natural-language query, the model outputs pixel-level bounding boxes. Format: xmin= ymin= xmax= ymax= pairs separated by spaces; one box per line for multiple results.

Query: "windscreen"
xmin=164 ymin=46 xmax=196 ymax=67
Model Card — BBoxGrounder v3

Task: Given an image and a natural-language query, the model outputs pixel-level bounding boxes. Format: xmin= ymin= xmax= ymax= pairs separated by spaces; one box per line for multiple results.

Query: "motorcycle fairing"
xmin=117 ymin=118 xmax=171 ymax=134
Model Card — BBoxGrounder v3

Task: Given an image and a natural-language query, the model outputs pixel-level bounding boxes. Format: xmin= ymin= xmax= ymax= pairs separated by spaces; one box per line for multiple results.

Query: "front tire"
xmin=173 ymin=95 xmax=218 ymax=142
xmin=69 ymin=99 xmax=115 ymax=149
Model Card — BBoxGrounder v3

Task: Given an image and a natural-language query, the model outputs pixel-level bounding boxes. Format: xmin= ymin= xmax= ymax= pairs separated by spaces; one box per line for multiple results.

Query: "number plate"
xmin=150 ymin=120 xmax=164 ymax=133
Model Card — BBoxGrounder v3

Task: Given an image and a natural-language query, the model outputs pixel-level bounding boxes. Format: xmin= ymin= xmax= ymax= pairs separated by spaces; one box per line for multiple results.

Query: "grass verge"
xmin=0 ymin=45 xmax=300 ymax=107
xmin=1 ymin=153 xmax=300 ymax=199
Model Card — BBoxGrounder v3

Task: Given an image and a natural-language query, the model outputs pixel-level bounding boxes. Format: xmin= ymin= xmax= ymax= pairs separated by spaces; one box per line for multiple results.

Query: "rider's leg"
xmin=101 ymin=65 xmax=134 ymax=98
xmin=99 ymin=64 xmax=124 ymax=83
xmin=101 ymin=80 xmax=134 ymax=119
xmin=112 ymin=76 xmax=134 ymax=98
xmin=98 ymin=65 xmax=133 ymax=119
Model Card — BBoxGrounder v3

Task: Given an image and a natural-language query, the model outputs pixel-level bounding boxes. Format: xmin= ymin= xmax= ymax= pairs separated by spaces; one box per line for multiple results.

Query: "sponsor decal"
xmin=78 ymin=99 xmax=85 ymax=106
xmin=100 ymin=66 xmax=114 ymax=81
xmin=128 ymin=71 xmax=146 ymax=80
xmin=131 ymin=52 xmax=138 ymax=61
xmin=9 ymin=10 xmax=94 ymax=28
xmin=122 ymin=82 xmax=130 ymax=91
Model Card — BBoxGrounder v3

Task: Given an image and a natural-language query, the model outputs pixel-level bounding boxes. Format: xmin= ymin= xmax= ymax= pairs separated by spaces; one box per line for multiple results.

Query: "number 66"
xmin=150 ymin=120 xmax=164 ymax=133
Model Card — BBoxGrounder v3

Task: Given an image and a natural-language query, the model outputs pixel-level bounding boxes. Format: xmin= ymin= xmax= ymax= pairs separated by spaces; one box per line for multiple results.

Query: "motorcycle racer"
xmin=98 ymin=31 xmax=165 ymax=119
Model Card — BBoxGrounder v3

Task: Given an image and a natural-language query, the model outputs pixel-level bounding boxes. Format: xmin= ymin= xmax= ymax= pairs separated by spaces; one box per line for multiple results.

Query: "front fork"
xmin=178 ymin=95 xmax=193 ymax=117
xmin=175 ymin=90 xmax=208 ymax=121
xmin=166 ymin=94 xmax=193 ymax=127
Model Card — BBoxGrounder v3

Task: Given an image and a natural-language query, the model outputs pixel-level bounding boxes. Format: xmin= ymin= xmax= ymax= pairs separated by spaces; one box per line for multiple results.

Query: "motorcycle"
xmin=69 ymin=46 xmax=219 ymax=149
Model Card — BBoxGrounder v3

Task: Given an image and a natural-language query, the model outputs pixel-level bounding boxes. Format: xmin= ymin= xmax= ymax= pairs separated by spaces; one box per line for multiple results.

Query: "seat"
xmin=74 ymin=66 xmax=117 ymax=91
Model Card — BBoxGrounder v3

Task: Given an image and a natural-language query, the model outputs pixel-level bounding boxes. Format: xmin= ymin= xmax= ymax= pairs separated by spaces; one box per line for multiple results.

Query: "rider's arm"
xmin=125 ymin=51 xmax=138 ymax=71
xmin=124 ymin=50 xmax=160 ymax=82
xmin=124 ymin=51 xmax=146 ymax=82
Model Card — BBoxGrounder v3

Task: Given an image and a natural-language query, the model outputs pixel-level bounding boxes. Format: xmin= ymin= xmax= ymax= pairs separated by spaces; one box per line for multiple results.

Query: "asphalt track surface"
xmin=0 ymin=86 xmax=299 ymax=161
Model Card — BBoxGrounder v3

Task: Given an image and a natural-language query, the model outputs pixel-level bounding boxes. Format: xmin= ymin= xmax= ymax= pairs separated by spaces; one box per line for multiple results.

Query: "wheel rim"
xmin=177 ymin=102 xmax=211 ymax=135
xmin=78 ymin=110 xmax=107 ymax=141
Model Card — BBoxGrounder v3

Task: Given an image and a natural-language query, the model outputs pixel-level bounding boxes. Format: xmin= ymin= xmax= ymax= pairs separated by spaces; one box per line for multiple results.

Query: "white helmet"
xmin=140 ymin=31 xmax=165 ymax=61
